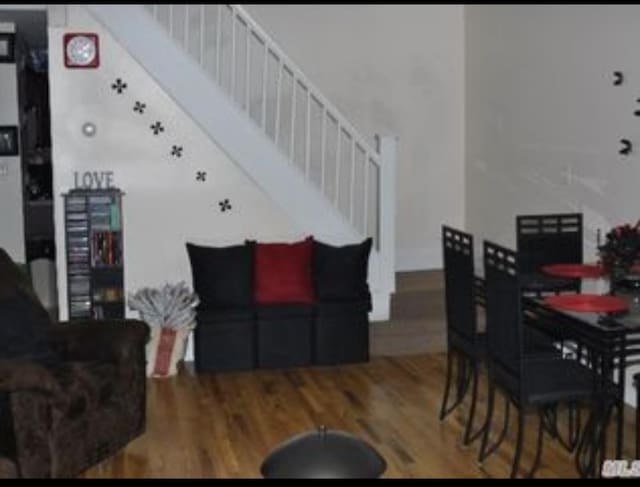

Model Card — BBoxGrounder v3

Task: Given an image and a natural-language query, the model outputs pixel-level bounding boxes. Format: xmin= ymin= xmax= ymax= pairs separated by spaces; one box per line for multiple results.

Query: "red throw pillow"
xmin=254 ymin=237 xmax=316 ymax=304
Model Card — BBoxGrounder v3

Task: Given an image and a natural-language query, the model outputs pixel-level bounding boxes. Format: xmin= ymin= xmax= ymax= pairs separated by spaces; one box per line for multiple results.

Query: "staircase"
xmin=371 ymin=271 xmax=447 ymax=355
xmin=87 ymin=4 xmax=396 ymax=319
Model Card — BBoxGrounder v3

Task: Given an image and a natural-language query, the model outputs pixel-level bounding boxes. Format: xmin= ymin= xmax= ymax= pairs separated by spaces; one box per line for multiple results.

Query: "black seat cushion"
xmin=186 ymin=242 xmax=254 ymax=308
xmin=196 ymin=307 xmax=253 ymax=324
xmin=524 ymin=326 xmax=562 ymax=358
xmin=0 ymin=289 xmax=59 ymax=366
xmin=256 ymin=303 xmax=314 ymax=319
xmin=449 ymin=330 xmax=486 ymax=359
xmin=315 ymin=300 xmax=371 ymax=315
xmin=522 ymin=358 xmax=594 ymax=405
xmin=313 ymin=238 xmax=372 ymax=303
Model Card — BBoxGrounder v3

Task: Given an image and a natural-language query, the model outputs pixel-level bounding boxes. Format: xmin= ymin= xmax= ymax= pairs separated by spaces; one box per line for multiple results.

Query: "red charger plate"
xmin=541 ymin=263 xmax=605 ymax=279
xmin=543 ymin=294 xmax=628 ymax=313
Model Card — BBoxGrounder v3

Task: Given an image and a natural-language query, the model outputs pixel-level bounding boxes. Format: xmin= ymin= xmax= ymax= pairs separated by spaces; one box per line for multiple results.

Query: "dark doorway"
xmin=1 ymin=8 xmax=57 ymax=318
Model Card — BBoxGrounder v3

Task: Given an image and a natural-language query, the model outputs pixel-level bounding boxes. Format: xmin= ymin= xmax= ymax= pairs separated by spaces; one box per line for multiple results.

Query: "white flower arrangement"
xmin=127 ymin=281 xmax=199 ymax=330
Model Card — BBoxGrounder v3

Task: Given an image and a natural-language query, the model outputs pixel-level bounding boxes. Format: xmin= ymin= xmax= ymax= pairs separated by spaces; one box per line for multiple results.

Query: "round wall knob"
xmin=82 ymin=122 xmax=97 ymax=137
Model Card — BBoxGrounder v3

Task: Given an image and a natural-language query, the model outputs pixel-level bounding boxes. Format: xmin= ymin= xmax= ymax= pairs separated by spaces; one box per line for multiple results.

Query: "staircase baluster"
xmin=320 ymin=107 xmax=327 ymax=193
xmin=230 ymin=6 xmax=237 ymax=101
xmin=305 ymin=90 xmax=312 ymax=179
xmin=168 ymin=4 xmax=173 ymax=39
xmin=350 ymin=140 xmax=356 ymax=225
xmin=274 ymin=60 xmax=282 ymax=146
xmin=334 ymin=125 xmax=342 ymax=207
xmin=289 ymin=77 xmax=297 ymax=162
xmin=261 ymin=43 xmax=268 ymax=131
xmin=245 ymin=26 xmax=251 ymax=113
xmin=363 ymin=155 xmax=369 ymax=236
xmin=184 ymin=4 xmax=189 ymax=50
xmin=215 ymin=4 xmax=222 ymax=83
xmin=199 ymin=5 xmax=205 ymax=67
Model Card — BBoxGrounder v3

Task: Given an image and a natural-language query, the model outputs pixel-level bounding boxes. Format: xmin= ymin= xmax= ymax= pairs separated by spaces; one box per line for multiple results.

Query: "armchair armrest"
xmin=0 ymin=360 xmax=62 ymax=397
xmin=49 ymin=319 xmax=150 ymax=364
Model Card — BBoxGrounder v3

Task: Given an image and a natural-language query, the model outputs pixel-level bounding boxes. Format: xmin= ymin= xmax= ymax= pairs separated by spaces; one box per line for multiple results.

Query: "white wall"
xmin=245 ymin=4 xmax=465 ymax=270
xmin=0 ymin=22 xmax=25 ymax=263
xmin=465 ymin=4 xmax=640 ymax=405
xmin=49 ymin=7 xmax=301 ymax=355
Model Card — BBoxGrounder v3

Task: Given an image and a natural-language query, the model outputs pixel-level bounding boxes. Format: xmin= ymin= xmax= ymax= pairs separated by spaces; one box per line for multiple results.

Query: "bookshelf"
xmin=63 ymin=188 xmax=124 ymax=320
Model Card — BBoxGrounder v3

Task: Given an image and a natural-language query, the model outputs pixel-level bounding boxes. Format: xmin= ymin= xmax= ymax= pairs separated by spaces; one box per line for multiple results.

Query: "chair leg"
xmin=636 ymin=396 xmax=640 ymax=459
xmin=542 ymin=405 xmax=558 ymax=439
xmin=479 ymin=386 xmax=511 ymax=464
xmin=478 ymin=379 xmax=496 ymax=464
xmin=463 ymin=362 xmax=482 ymax=446
xmin=440 ymin=351 xmax=474 ymax=422
xmin=439 ymin=351 xmax=455 ymax=421
xmin=455 ymin=354 xmax=469 ymax=403
xmin=566 ymin=401 xmax=581 ymax=453
xmin=526 ymin=409 xmax=545 ymax=478
xmin=511 ymin=409 xmax=526 ymax=478
xmin=636 ymin=387 xmax=640 ymax=460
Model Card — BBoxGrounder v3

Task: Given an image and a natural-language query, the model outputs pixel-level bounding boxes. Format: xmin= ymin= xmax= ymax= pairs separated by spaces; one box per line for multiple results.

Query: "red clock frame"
xmin=64 ymin=33 xmax=100 ymax=69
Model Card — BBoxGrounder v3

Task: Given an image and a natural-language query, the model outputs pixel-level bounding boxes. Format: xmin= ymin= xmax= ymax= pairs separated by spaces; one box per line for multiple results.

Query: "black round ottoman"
xmin=260 ymin=426 xmax=387 ymax=478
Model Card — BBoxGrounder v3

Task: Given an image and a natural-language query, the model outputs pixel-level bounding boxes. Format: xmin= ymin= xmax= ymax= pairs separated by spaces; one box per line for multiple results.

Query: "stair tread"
xmin=395 ymin=270 xmax=443 ymax=293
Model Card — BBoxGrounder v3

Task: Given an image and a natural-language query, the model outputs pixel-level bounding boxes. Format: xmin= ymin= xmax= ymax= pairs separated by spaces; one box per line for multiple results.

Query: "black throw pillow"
xmin=0 ymin=289 xmax=60 ymax=366
xmin=186 ymin=242 xmax=254 ymax=309
xmin=313 ymin=238 xmax=373 ymax=302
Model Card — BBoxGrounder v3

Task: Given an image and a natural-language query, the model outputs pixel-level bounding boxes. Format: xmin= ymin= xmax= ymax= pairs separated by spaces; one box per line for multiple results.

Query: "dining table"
xmin=473 ymin=265 xmax=640 ymax=478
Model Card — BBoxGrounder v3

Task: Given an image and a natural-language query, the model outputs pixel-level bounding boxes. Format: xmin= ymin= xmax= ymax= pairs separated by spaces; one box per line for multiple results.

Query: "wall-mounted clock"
xmin=64 ymin=33 xmax=99 ymax=68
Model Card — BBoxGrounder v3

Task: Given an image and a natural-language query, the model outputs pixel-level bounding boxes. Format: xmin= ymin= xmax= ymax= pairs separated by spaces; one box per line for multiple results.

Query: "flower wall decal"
xmin=150 ymin=121 xmax=165 ymax=135
xmin=196 ymin=171 xmax=207 ymax=182
xmin=133 ymin=101 xmax=146 ymax=114
xmin=111 ymin=78 xmax=128 ymax=94
xmin=171 ymin=145 xmax=183 ymax=158
xmin=219 ymin=199 xmax=232 ymax=212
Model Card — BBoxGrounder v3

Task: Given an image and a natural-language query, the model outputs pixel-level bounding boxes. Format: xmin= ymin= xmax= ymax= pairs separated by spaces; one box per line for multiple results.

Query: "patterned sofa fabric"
xmin=0 ymin=247 xmax=150 ymax=478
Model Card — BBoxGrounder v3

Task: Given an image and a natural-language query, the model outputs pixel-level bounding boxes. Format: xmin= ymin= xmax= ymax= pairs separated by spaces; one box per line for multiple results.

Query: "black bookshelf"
xmin=63 ymin=188 xmax=124 ymax=320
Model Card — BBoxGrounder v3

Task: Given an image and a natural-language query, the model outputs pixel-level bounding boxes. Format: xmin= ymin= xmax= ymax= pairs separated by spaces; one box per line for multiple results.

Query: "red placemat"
xmin=543 ymin=294 xmax=628 ymax=313
xmin=541 ymin=263 xmax=605 ymax=278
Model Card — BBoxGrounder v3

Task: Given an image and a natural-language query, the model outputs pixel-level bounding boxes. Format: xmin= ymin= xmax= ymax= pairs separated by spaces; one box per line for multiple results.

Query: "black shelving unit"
xmin=63 ymin=188 xmax=124 ymax=320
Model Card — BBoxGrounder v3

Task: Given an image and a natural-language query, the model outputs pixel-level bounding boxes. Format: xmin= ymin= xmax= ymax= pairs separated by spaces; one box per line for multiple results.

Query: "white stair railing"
xmin=143 ymin=4 xmax=383 ymax=247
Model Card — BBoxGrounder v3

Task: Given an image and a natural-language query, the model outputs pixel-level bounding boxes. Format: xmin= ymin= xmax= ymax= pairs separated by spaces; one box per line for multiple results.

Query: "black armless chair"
xmin=439 ymin=226 xmax=485 ymax=446
xmin=439 ymin=226 xmax=559 ymax=447
xmin=479 ymin=241 xmax=595 ymax=478
xmin=516 ymin=213 xmax=583 ymax=296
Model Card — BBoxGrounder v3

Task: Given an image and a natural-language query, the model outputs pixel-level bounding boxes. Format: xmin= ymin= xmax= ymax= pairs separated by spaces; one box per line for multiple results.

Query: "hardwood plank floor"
xmin=83 ymin=353 xmax=638 ymax=478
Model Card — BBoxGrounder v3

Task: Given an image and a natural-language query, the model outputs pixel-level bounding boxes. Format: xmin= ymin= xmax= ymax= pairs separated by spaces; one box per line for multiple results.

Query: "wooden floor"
xmin=83 ymin=353 xmax=638 ymax=478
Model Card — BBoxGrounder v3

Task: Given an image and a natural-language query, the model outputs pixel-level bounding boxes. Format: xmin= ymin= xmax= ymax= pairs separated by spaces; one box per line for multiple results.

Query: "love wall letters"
xmin=73 ymin=171 xmax=115 ymax=190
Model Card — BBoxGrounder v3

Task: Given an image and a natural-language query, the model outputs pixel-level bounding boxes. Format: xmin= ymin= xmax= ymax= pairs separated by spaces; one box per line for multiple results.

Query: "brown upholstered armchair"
xmin=0 ymin=248 xmax=149 ymax=478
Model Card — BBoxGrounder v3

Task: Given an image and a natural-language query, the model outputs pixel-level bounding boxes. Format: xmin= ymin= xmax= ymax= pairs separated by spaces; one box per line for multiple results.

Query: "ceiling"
xmin=0 ymin=8 xmax=47 ymax=50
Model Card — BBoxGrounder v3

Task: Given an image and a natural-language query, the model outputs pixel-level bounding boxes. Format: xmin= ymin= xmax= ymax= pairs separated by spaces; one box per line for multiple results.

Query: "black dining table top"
xmin=473 ymin=267 xmax=640 ymax=335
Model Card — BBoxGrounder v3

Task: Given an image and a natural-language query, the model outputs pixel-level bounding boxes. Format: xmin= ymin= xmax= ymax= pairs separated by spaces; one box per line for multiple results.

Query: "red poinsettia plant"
xmin=598 ymin=221 xmax=640 ymax=274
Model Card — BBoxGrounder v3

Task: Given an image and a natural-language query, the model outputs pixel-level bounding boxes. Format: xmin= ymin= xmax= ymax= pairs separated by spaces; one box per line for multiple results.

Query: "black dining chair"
xmin=439 ymin=226 xmax=486 ymax=446
xmin=439 ymin=226 xmax=560 ymax=447
xmin=516 ymin=213 xmax=583 ymax=296
xmin=517 ymin=212 xmax=590 ymax=440
xmin=479 ymin=241 xmax=595 ymax=478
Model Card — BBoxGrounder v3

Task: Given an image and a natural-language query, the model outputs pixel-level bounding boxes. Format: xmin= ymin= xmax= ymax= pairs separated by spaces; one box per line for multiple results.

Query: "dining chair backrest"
xmin=442 ymin=226 xmax=477 ymax=347
xmin=516 ymin=213 xmax=583 ymax=274
xmin=483 ymin=240 xmax=523 ymax=396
